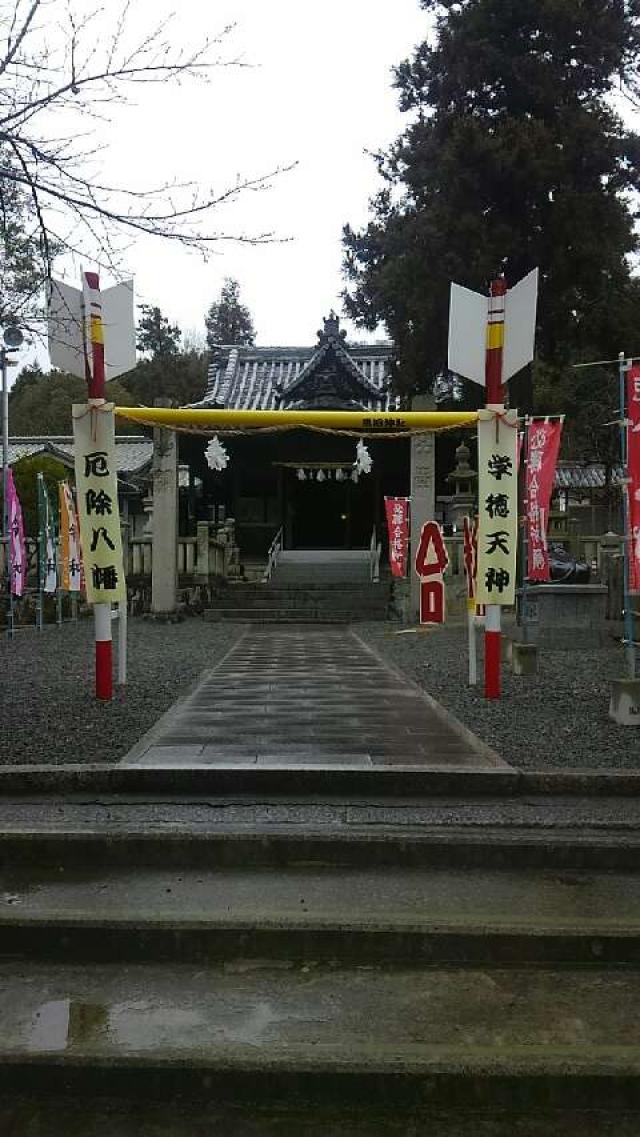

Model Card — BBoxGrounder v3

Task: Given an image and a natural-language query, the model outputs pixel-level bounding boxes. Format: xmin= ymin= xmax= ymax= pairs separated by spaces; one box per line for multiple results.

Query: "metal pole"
xmin=619 ymin=352 xmax=636 ymax=679
xmin=1 ymin=348 xmax=14 ymax=639
xmin=118 ymin=599 xmax=127 ymax=686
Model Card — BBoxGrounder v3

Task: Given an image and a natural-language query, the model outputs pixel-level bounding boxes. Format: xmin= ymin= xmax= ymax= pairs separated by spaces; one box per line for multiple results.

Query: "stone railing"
xmin=126 ymin=521 xmax=233 ymax=582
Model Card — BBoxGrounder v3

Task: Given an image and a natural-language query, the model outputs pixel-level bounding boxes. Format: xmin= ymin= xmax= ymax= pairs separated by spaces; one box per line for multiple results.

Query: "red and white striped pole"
xmin=484 ymin=277 xmax=507 ymax=700
xmin=84 ymin=270 xmax=113 ymax=701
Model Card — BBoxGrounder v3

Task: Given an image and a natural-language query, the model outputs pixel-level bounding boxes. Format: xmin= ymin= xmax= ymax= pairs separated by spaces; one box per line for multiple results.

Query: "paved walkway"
xmin=121 ymin=626 xmax=506 ymax=769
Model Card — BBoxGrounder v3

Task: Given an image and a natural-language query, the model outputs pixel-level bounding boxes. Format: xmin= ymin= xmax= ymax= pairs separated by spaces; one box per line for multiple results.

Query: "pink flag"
xmin=627 ymin=366 xmax=640 ymax=593
xmin=526 ymin=418 xmax=563 ymax=582
xmin=7 ymin=468 xmax=27 ymax=597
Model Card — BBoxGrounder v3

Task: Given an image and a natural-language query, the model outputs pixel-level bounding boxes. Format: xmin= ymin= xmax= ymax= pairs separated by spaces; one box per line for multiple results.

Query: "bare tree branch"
xmin=0 ymin=0 xmax=293 ymax=328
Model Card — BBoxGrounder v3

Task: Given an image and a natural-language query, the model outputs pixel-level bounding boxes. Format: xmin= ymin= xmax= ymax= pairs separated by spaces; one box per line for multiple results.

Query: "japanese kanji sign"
xmin=72 ymin=403 xmax=126 ymax=604
xmin=525 ymin=418 xmax=563 ymax=582
xmin=7 ymin=468 xmax=26 ymax=597
xmin=476 ymin=409 xmax=518 ymax=606
xmin=627 ymin=365 xmax=640 ymax=593
xmin=415 ymin=520 xmax=449 ymax=624
xmin=384 ymin=497 xmax=410 ymax=578
xmin=59 ymin=481 xmax=83 ymax=592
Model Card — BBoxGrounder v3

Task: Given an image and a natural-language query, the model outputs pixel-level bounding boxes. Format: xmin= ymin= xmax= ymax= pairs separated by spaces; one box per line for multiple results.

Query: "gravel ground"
xmin=2 ymin=615 xmax=638 ymax=771
xmin=0 ymin=617 xmax=245 ymax=766
xmin=358 ymin=622 xmax=640 ymax=771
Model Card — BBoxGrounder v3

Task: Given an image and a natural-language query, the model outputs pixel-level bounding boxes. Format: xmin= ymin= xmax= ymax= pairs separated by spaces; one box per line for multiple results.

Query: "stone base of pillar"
xmin=609 ymin=679 xmax=640 ymax=726
xmin=512 ymin=641 xmax=538 ymax=677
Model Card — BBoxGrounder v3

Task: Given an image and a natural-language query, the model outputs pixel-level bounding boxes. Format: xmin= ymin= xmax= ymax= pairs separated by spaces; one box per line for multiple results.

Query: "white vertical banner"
xmin=72 ymin=403 xmax=126 ymax=604
xmin=476 ymin=409 xmax=518 ymax=606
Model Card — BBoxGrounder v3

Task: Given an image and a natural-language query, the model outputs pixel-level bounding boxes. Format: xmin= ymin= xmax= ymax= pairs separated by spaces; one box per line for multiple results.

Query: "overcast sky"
xmin=31 ymin=0 xmax=431 ymax=366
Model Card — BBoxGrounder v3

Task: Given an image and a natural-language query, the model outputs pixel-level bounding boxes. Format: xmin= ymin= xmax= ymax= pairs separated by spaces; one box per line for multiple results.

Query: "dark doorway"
xmin=289 ymin=472 xmax=373 ymax=549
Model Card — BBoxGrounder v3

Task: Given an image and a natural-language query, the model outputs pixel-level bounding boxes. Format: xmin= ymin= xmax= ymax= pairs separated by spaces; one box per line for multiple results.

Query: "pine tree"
xmin=343 ymin=0 xmax=640 ymax=411
xmin=205 ymin=278 xmax=255 ymax=349
xmin=136 ymin=305 xmax=182 ymax=357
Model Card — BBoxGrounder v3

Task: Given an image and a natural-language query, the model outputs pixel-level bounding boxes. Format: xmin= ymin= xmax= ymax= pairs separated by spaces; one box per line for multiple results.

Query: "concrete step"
xmin=2 ymin=863 xmax=640 ymax=965
xmin=3 ymin=1097 xmax=640 ymax=1137
xmin=1 ymin=960 xmax=640 ymax=1108
xmin=205 ymin=610 xmax=355 ymax=623
xmin=207 ymin=589 xmax=390 ymax=608
xmin=205 ymin=609 xmax=387 ymax=623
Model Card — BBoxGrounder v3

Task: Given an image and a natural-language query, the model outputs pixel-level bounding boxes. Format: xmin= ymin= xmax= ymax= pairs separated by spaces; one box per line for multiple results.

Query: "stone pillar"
xmin=410 ymin=393 xmax=436 ymax=622
xmin=151 ymin=398 xmax=178 ymax=615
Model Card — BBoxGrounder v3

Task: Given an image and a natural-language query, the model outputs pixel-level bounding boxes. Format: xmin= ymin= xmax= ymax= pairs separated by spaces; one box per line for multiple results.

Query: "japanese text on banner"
xmin=526 ymin=418 xmax=563 ymax=582
xmin=384 ymin=497 xmax=410 ymax=578
xmin=72 ymin=403 xmax=126 ymax=604
xmin=59 ymin=481 xmax=83 ymax=592
xmin=627 ymin=365 xmax=640 ymax=593
xmin=476 ymin=409 xmax=518 ymax=606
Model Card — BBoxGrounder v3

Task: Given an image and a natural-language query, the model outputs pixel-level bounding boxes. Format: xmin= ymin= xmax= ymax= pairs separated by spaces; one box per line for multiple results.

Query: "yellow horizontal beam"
xmin=114 ymin=407 xmax=479 ymax=435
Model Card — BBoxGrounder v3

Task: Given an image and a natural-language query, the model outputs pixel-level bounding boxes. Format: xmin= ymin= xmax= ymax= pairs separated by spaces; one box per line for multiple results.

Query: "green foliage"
xmin=0 ymin=147 xmax=46 ymax=328
xmin=8 ymin=368 xmax=137 ymax=436
xmin=121 ymin=351 xmax=207 ymax=408
xmin=343 ymin=0 xmax=640 ymax=435
xmin=205 ymin=278 xmax=255 ymax=349
xmin=8 ymin=455 xmax=69 ymax=537
xmin=136 ymin=304 xmax=182 ymax=357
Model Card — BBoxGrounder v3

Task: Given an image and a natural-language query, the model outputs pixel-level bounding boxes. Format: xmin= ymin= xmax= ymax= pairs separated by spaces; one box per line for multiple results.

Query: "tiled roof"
xmin=194 ymin=315 xmax=396 ymax=412
xmin=8 ymin=436 xmax=152 ymax=475
xmin=555 ymin=463 xmax=624 ymax=490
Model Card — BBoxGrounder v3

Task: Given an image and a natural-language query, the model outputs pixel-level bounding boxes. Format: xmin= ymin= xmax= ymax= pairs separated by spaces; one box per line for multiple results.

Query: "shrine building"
xmin=182 ymin=313 xmax=412 ymax=563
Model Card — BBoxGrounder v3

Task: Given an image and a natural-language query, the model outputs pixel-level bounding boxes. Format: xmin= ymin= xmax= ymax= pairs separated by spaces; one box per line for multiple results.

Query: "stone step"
xmin=205 ymin=608 xmax=387 ymax=623
xmin=2 ymin=863 xmax=640 ymax=965
xmin=3 ymin=1097 xmax=639 ymax=1137
xmin=1 ymin=960 xmax=640 ymax=1108
xmin=208 ymin=589 xmax=390 ymax=608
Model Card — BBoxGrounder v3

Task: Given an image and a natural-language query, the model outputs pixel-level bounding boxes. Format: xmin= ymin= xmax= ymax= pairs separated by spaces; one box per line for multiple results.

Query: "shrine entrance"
xmin=287 ymin=466 xmax=374 ymax=549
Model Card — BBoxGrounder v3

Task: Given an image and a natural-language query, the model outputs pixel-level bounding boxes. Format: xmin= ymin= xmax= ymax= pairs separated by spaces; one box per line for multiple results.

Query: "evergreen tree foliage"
xmin=8 ymin=368 xmax=136 ymax=435
xmin=136 ymin=305 xmax=182 ymax=357
xmin=205 ymin=278 xmax=255 ymax=349
xmin=342 ymin=0 xmax=640 ymax=425
xmin=122 ymin=352 xmax=208 ymax=409
xmin=0 ymin=147 xmax=47 ymax=328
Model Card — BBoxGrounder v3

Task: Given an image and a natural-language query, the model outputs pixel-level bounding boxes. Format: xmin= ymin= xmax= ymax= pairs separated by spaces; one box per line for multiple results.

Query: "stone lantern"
xmin=445 ymin=440 xmax=478 ymax=530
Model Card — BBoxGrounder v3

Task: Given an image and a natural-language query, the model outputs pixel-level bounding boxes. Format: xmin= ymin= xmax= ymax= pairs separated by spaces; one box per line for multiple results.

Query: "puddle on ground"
xmin=28 ymin=1000 xmax=109 ymax=1051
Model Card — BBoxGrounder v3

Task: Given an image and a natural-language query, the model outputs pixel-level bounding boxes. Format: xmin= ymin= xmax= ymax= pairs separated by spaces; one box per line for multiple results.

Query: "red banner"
xmin=526 ymin=418 xmax=563 ymax=581
xmin=384 ymin=497 xmax=410 ymax=578
xmin=415 ymin=520 xmax=449 ymax=624
xmin=627 ymin=366 xmax=640 ymax=592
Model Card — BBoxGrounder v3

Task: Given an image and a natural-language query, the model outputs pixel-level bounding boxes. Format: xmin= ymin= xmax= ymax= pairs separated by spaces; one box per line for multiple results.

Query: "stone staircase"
xmin=1 ymin=766 xmax=640 ymax=1133
xmin=205 ymin=549 xmax=390 ymax=623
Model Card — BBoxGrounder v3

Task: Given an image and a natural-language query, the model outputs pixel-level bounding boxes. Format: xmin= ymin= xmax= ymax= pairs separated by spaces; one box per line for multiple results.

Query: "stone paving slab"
xmin=121 ymin=627 xmax=506 ymax=770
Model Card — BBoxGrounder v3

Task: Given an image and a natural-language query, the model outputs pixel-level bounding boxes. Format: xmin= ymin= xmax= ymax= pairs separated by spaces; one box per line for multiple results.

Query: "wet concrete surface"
xmin=1 ymin=794 xmax=640 ymax=831
xmin=1 ymin=961 xmax=640 ymax=1069
xmin=120 ymin=627 xmax=504 ymax=769
xmin=2 ymin=1097 xmax=640 ymax=1137
xmin=1 ymin=864 xmax=640 ymax=935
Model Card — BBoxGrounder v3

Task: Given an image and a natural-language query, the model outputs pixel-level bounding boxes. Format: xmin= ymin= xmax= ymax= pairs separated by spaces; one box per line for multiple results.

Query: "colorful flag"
xmin=37 ymin=473 xmax=58 ymax=594
xmin=627 ymin=366 xmax=640 ymax=593
xmin=476 ymin=409 xmax=518 ymax=606
xmin=384 ymin=497 xmax=410 ymax=578
xmin=7 ymin=468 xmax=27 ymax=597
xmin=72 ymin=402 xmax=126 ymax=604
xmin=59 ymin=481 xmax=82 ymax=592
xmin=525 ymin=417 xmax=563 ymax=582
